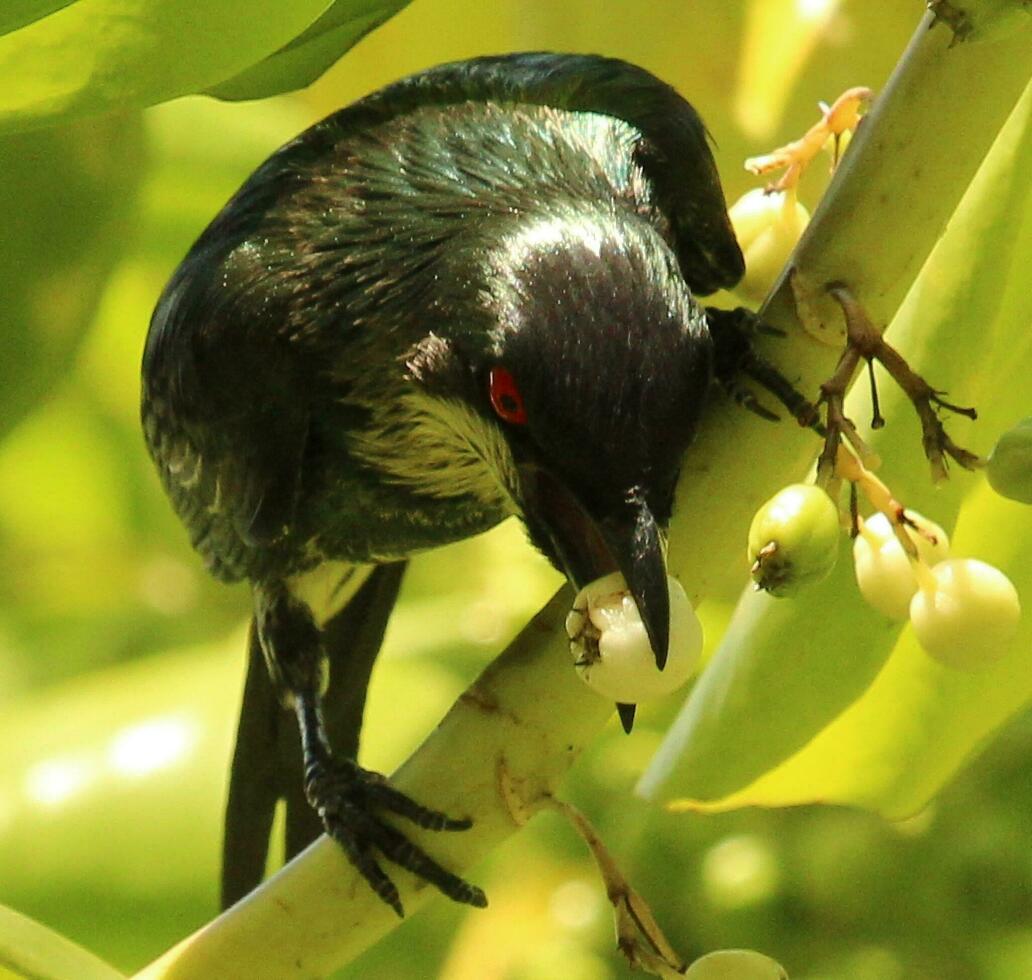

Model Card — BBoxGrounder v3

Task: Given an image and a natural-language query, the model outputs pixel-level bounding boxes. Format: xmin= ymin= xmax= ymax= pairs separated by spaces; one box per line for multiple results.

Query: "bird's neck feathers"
xmin=347 ymin=384 xmax=519 ymax=512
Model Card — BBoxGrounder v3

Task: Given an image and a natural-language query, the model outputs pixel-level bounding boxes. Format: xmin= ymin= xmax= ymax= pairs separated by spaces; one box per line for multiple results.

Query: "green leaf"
xmin=0 ymin=112 xmax=145 ymax=439
xmin=0 ymin=903 xmax=124 ymax=980
xmin=209 ymin=0 xmax=412 ymax=102
xmin=640 ymin=75 xmax=1032 ymax=816
xmin=0 ymin=1 xmax=76 ymax=38
xmin=0 ymin=1 xmax=332 ymax=133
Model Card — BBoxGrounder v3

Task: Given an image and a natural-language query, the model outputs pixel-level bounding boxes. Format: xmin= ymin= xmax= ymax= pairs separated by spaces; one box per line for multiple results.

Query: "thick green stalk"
xmin=135 ymin=8 xmax=1032 ymax=979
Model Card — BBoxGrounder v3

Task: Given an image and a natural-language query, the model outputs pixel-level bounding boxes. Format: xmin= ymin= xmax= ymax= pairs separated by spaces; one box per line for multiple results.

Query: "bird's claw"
xmin=304 ymin=757 xmax=486 ymax=917
xmin=705 ymin=305 xmax=820 ymax=426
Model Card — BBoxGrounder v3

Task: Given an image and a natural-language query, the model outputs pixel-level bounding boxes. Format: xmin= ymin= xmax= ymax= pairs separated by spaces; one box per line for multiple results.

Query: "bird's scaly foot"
xmin=303 ymin=752 xmax=487 ymax=917
xmin=706 ymin=305 xmax=820 ymax=426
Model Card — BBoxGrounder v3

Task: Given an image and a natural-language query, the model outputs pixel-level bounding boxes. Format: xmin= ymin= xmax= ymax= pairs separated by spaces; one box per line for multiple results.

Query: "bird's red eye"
xmin=488 ymin=366 xmax=528 ymax=425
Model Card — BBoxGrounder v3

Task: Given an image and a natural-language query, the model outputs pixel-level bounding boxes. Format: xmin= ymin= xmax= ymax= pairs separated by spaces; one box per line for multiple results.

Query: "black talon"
xmin=370 ymin=819 xmax=488 ymax=908
xmin=366 ymin=780 xmax=473 ymax=831
xmin=332 ymin=834 xmax=404 ymax=918
xmin=302 ymin=749 xmax=485 ymax=913
xmin=705 ymin=305 xmax=820 ymax=426
xmin=729 ymin=383 xmax=782 ymax=423
xmin=244 ymin=587 xmax=486 ymax=916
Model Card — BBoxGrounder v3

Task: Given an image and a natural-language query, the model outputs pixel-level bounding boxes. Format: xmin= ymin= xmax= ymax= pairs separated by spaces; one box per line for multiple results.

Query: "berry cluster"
xmin=748 ymin=483 xmax=1022 ymax=670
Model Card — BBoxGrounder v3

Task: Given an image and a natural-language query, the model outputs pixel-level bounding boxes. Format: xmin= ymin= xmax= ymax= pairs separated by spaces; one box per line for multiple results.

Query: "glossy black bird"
xmin=141 ymin=52 xmax=800 ymax=916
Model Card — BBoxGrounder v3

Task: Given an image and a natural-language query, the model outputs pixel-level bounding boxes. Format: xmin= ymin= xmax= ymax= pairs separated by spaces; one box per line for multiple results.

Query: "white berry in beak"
xmin=567 ymin=571 xmax=702 ymax=703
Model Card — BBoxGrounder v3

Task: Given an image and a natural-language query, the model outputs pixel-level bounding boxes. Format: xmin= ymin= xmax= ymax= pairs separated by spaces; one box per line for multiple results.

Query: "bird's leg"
xmin=823 ymin=283 xmax=983 ymax=483
xmin=253 ymin=584 xmax=487 ymax=916
xmin=705 ymin=305 xmax=820 ymax=426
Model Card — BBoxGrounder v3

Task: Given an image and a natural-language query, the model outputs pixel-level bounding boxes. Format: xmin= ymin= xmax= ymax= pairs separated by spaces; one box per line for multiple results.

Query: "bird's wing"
xmin=295 ymin=52 xmax=744 ymax=295
xmin=142 ymin=238 xmax=316 ymax=581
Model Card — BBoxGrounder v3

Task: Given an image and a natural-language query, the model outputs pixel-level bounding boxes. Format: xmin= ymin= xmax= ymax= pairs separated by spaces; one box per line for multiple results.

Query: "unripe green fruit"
xmin=748 ymin=484 xmax=839 ymax=596
xmin=910 ymin=558 xmax=1021 ymax=670
xmin=729 ymin=188 xmax=810 ymax=304
xmin=987 ymin=416 xmax=1032 ymax=504
xmin=684 ymin=949 xmax=788 ymax=979
xmin=853 ymin=511 xmax=950 ymax=620
xmin=567 ymin=572 xmax=702 ymax=702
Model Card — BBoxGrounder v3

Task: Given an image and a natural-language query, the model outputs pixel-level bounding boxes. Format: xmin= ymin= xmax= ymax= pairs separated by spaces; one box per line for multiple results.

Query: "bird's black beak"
xmin=518 ymin=464 xmax=671 ymax=672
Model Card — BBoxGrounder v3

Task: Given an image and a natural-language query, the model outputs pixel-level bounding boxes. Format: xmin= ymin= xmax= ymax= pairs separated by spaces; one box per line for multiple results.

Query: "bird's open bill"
xmin=518 ymin=463 xmax=671 ymax=695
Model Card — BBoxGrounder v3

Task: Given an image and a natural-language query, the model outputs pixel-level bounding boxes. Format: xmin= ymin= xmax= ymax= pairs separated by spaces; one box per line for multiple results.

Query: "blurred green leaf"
xmin=0 ymin=1 xmax=332 ymax=132
xmin=641 ymin=75 xmax=1032 ymax=816
xmin=0 ymin=592 xmax=493 ymax=969
xmin=209 ymin=0 xmax=412 ymax=102
xmin=0 ymin=1 xmax=76 ymax=37
xmin=0 ymin=112 xmax=145 ymax=439
xmin=0 ymin=903 xmax=124 ymax=980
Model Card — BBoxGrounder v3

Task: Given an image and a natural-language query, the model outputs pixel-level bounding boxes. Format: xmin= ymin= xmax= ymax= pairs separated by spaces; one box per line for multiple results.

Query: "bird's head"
xmin=406 ymin=208 xmax=712 ymax=671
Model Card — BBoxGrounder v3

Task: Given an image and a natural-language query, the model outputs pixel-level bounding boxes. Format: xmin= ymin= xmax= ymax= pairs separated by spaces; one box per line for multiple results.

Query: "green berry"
xmin=748 ymin=484 xmax=839 ymax=596
xmin=987 ymin=417 xmax=1032 ymax=504
xmin=684 ymin=949 xmax=788 ymax=979
xmin=853 ymin=511 xmax=950 ymax=620
xmin=909 ymin=558 xmax=1021 ymax=670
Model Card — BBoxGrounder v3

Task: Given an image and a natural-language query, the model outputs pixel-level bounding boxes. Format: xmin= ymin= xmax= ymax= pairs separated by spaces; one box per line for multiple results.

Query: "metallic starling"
xmin=141 ymin=52 xmax=800 ymax=916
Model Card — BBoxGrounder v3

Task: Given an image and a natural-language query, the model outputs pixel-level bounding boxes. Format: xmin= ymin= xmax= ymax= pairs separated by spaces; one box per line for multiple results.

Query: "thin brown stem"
xmin=825 ymin=283 xmax=984 ymax=482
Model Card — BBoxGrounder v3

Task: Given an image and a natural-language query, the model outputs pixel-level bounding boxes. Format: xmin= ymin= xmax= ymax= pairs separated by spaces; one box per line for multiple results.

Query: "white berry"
xmin=910 ymin=558 xmax=1021 ymax=670
xmin=684 ymin=949 xmax=788 ymax=979
xmin=567 ymin=572 xmax=702 ymax=703
xmin=728 ymin=188 xmax=810 ymax=303
xmin=853 ymin=511 xmax=950 ymax=620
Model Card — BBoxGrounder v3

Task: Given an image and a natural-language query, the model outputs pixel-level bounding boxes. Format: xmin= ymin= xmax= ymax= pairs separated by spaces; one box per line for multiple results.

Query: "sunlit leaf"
xmin=0 ymin=903 xmax=124 ymax=980
xmin=209 ymin=0 xmax=412 ymax=102
xmin=0 ymin=0 xmax=77 ymax=37
xmin=0 ymin=1 xmax=332 ymax=132
xmin=641 ymin=75 xmax=1032 ymax=815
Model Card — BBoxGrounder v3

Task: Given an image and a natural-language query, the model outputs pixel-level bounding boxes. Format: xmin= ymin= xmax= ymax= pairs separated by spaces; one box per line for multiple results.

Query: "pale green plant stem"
xmin=134 ymin=8 xmax=1031 ymax=979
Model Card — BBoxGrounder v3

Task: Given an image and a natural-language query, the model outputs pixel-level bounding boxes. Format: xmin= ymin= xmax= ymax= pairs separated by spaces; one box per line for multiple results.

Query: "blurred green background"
xmin=1 ymin=1 xmax=1031 ymax=977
